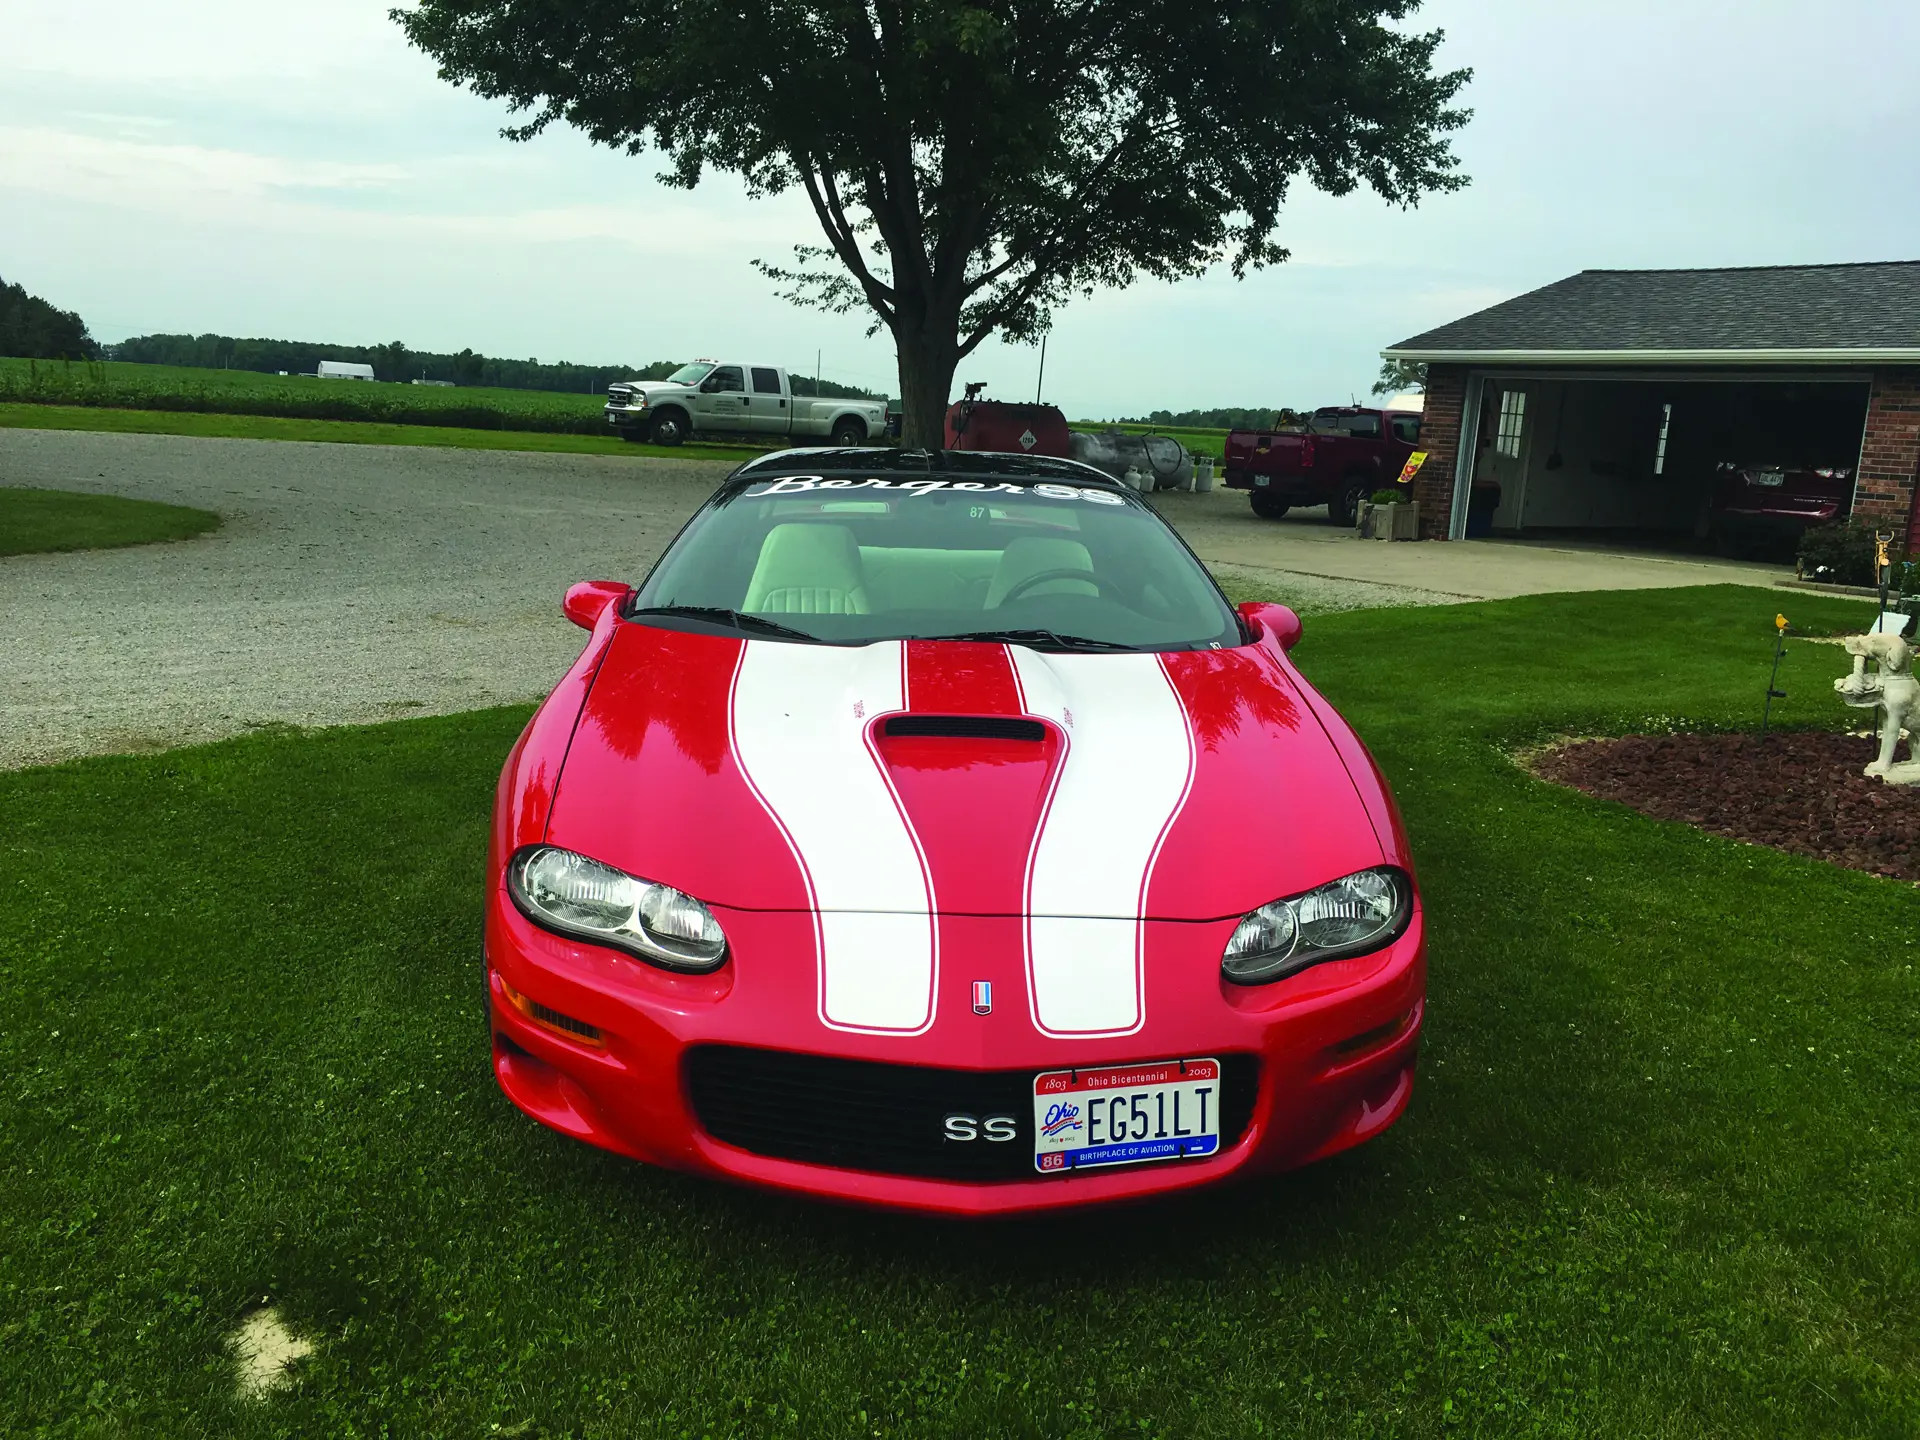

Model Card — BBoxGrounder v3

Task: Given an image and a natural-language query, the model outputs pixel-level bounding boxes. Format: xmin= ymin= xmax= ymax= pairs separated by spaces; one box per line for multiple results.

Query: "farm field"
xmin=1 ymin=585 xmax=1912 ymax=1437
xmin=1076 ymin=419 xmax=1232 ymax=461
xmin=0 ymin=401 xmax=763 ymax=463
xmin=0 ymin=360 xmax=1247 ymax=463
xmin=0 ymin=357 xmax=619 ymax=435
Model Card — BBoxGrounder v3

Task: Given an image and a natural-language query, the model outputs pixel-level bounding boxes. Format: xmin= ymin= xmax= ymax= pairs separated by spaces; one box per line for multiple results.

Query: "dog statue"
xmin=1835 ymin=631 xmax=1920 ymax=781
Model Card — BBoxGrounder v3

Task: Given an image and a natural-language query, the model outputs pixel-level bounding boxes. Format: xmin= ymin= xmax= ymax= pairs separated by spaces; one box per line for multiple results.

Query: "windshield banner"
xmin=746 ymin=477 xmax=1127 ymax=504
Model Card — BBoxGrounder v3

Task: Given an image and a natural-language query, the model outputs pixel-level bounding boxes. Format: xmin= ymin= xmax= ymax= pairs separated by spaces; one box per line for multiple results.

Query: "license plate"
xmin=1033 ymin=1058 xmax=1222 ymax=1172
xmin=1253 ymin=474 xmax=1269 ymax=487
xmin=1753 ymin=470 xmax=1785 ymax=487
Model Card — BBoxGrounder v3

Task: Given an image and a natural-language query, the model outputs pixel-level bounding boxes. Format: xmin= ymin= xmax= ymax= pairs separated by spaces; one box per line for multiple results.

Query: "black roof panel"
xmin=729 ymin=448 xmax=1124 ymax=486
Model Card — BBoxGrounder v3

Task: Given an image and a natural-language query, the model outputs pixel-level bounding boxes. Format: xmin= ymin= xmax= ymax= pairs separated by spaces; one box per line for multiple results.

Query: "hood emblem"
xmin=972 ymin=981 xmax=993 ymax=1015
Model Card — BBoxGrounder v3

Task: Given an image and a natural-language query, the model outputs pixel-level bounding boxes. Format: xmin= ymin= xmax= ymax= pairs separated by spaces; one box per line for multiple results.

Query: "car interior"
xmin=634 ymin=483 xmax=1239 ymax=648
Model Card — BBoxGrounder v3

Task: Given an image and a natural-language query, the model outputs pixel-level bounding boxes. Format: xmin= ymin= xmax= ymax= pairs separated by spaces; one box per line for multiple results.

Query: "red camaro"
xmin=486 ymin=449 xmax=1424 ymax=1216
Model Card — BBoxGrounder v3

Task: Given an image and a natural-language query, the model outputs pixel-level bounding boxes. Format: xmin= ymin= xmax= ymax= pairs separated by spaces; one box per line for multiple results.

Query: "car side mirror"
xmin=1237 ymin=600 xmax=1302 ymax=651
xmin=563 ymin=580 xmax=630 ymax=631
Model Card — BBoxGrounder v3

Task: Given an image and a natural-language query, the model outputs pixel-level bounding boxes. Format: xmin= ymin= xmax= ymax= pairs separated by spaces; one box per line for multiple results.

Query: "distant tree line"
xmin=107 ymin=332 xmax=885 ymax=400
xmin=0 ymin=276 xmax=99 ymax=361
xmin=1117 ymin=406 xmax=1308 ymax=430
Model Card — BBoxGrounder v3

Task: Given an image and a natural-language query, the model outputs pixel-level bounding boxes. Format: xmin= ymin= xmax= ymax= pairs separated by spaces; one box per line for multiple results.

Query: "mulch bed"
xmin=1532 ymin=731 xmax=1920 ymax=882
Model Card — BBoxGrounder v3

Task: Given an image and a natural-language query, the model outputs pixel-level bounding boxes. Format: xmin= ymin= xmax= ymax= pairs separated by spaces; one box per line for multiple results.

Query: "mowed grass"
xmin=0 ymin=485 xmax=220 ymax=557
xmin=0 ymin=403 xmax=764 ymax=464
xmin=2 ymin=587 xmax=1915 ymax=1436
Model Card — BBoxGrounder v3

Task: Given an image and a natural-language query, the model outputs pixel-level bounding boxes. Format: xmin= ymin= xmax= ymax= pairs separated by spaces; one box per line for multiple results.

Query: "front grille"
xmin=686 ymin=1047 xmax=1258 ymax=1181
xmin=607 ymin=387 xmax=632 ymax=406
xmin=882 ymin=715 xmax=1046 ymax=742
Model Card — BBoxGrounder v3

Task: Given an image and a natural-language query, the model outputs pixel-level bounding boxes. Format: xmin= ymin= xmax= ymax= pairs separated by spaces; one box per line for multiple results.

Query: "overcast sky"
xmin=4 ymin=0 xmax=1918 ymax=417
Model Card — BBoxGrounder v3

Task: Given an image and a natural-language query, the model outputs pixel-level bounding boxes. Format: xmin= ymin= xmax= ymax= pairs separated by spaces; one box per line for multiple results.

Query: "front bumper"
xmin=484 ymin=889 xmax=1425 ymax=1216
xmin=1224 ymin=470 xmax=1329 ymax=500
xmin=1715 ymin=499 xmax=1841 ymax=526
xmin=605 ymin=405 xmax=647 ymax=429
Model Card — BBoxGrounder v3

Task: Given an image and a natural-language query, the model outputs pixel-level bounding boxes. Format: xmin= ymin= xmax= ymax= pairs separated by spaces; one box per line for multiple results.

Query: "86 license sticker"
xmin=1032 ymin=1058 xmax=1221 ymax=1173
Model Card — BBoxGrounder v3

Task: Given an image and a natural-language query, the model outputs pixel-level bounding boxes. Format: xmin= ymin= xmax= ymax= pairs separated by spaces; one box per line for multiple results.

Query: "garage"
xmin=1472 ymin=374 xmax=1869 ymax=550
xmin=1382 ymin=262 xmax=1920 ymax=550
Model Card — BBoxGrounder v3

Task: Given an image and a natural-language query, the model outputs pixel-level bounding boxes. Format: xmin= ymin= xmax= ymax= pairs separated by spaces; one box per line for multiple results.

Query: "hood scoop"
xmin=882 ymin=714 xmax=1045 ymax=742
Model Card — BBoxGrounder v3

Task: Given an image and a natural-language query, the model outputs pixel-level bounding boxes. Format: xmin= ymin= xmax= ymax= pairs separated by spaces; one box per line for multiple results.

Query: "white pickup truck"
xmin=605 ymin=361 xmax=887 ymax=447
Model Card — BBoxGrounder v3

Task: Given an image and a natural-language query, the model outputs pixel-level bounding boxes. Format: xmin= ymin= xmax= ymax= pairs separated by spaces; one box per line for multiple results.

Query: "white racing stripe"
xmin=730 ymin=640 xmax=937 ymax=1034
xmin=1010 ymin=650 xmax=1196 ymax=1037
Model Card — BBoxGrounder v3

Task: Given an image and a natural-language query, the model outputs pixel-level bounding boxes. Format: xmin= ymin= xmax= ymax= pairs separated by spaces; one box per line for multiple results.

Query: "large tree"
xmin=0 ymin=276 xmax=98 ymax=362
xmin=1372 ymin=356 xmax=1428 ymax=397
xmin=396 ymin=0 xmax=1469 ymax=445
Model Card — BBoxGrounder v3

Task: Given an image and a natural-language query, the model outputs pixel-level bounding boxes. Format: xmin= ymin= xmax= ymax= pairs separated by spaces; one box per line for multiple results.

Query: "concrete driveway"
xmin=1 ymin=428 xmax=1788 ymax=770
xmin=1149 ymin=487 xmax=1788 ymax=600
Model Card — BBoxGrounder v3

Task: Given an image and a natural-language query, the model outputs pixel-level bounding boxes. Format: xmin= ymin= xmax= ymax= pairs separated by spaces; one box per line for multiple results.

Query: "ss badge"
xmin=944 ymin=1114 xmax=1017 ymax=1142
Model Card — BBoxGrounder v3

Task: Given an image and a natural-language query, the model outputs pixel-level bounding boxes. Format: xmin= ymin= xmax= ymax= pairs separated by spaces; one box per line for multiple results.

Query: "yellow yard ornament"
xmin=1775 ymin=613 xmax=1788 ymax=632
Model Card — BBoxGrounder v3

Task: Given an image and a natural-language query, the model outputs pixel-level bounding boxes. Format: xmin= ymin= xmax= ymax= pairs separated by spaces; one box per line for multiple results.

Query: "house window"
xmin=1654 ymin=402 xmax=1672 ymax=475
xmin=1495 ymin=390 xmax=1526 ymax=458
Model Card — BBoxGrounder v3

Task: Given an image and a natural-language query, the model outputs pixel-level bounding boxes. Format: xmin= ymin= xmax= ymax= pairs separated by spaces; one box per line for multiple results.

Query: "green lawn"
xmin=0 ymin=485 xmax=221 ymax=556
xmin=0 ymin=403 xmax=764 ymax=464
xmin=2 ymin=587 xmax=1915 ymax=1436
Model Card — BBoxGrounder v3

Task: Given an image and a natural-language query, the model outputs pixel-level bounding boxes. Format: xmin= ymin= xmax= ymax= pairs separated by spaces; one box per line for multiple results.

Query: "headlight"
xmin=507 ymin=845 xmax=727 ymax=972
xmin=1221 ymin=866 xmax=1412 ymax=985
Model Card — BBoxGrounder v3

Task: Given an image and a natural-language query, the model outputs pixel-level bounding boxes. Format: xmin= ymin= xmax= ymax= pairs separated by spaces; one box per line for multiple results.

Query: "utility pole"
xmin=1035 ymin=333 xmax=1048 ymax=403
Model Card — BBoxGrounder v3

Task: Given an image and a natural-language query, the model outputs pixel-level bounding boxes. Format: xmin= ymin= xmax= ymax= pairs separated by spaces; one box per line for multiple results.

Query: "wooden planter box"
xmin=1359 ymin=501 xmax=1421 ymax=541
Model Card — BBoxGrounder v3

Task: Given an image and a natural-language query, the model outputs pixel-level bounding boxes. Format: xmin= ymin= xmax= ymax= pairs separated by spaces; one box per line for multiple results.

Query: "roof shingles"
xmin=1386 ymin=261 xmax=1920 ymax=356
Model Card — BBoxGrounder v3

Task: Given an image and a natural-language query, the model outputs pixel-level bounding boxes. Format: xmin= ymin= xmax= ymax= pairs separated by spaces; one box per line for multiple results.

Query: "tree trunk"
xmin=892 ymin=319 xmax=959 ymax=451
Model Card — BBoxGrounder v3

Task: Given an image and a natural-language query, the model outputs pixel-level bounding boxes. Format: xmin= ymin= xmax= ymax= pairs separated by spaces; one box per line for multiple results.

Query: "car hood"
xmin=546 ymin=621 xmax=1385 ymax=926
xmin=612 ymin=380 xmax=693 ymax=396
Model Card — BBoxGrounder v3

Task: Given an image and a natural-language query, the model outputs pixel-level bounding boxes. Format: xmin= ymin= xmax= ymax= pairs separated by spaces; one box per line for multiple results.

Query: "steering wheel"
xmin=1000 ymin=567 xmax=1105 ymax=604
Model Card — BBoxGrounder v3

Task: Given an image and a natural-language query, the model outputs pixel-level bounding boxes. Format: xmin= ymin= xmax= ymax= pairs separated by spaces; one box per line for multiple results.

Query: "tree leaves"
xmin=394 ymin=0 xmax=1471 ymax=440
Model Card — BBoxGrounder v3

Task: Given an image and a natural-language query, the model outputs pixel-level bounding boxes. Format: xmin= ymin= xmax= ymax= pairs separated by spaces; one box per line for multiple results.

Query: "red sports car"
xmin=486 ymin=449 xmax=1424 ymax=1216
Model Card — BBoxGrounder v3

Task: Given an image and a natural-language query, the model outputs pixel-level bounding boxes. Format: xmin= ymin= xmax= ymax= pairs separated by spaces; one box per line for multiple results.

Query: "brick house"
xmin=1381 ymin=262 xmax=1920 ymax=549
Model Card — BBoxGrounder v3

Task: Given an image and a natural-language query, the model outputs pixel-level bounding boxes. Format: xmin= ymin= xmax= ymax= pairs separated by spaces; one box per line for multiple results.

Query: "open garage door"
xmin=1471 ymin=376 xmax=1869 ymax=552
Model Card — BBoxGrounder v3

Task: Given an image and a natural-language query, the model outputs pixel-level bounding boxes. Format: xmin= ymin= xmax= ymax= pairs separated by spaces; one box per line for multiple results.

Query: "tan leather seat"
xmin=985 ymin=537 xmax=1098 ymax=608
xmin=743 ymin=523 xmax=871 ymax=615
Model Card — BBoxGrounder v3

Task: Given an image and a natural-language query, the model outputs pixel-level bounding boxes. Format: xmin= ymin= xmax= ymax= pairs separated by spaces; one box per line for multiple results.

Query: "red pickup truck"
xmin=1224 ymin=406 xmax=1426 ymax=524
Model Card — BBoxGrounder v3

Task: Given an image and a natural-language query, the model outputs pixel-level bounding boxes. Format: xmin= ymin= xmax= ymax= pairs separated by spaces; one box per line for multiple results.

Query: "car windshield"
xmin=1310 ymin=410 xmax=1382 ymax=438
xmin=667 ymin=363 xmax=715 ymax=386
xmin=630 ymin=469 xmax=1241 ymax=650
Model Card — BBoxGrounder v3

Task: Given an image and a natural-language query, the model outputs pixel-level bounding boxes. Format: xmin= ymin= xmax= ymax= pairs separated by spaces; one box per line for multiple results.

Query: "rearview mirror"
xmin=1237 ymin=600 xmax=1302 ymax=651
xmin=563 ymin=580 xmax=631 ymax=631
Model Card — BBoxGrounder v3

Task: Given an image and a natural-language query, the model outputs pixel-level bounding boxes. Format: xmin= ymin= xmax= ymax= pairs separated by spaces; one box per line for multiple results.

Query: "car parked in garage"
xmin=606 ymin=362 xmax=886 ymax=448
xmin=485 ymin=447 xmax=1425 ymax=1215
xmin=1224 ymin=406 xmax=1425 ymax=524
xmin=1710 ymin=459 xmax=1854 ymax=556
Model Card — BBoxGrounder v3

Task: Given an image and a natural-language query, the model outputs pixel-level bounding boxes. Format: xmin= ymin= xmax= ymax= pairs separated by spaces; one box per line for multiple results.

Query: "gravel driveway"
xmin=1 ymin=429 xmax=733 ymax=770
xmin=1 ymin=429 xmax=1451 ymax=771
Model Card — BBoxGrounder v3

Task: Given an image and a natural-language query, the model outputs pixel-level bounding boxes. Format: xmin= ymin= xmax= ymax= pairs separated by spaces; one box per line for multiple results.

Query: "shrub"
xmin=1797 ymin=520 xmax=1885 ymax=588
xmin=1369 ymin=489 xmax=1403 ymax=506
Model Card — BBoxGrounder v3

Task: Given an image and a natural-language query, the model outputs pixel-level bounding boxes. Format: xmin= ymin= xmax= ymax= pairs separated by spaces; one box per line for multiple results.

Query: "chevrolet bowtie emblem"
xmin=972 ymin=981 xmax=992 ymax=1015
